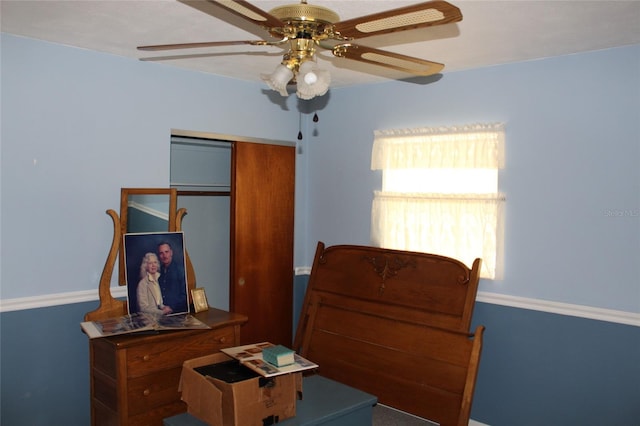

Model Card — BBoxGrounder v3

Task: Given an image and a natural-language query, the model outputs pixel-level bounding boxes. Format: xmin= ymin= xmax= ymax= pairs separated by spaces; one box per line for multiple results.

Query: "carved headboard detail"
xmin=362 ymin=254 xmax=416 ymax=294
xmin=300 ymin=242 xmax=481 ymax=333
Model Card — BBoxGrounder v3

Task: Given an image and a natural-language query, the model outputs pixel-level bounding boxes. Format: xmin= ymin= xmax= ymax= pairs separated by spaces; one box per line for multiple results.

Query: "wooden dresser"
xmin=88 ymin=308 xmax=247 ymax=426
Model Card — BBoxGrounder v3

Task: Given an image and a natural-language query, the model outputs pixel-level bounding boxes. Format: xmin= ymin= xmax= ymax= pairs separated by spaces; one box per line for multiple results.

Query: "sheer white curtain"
xmin=371 ymin=123 xmax=505 ymax=279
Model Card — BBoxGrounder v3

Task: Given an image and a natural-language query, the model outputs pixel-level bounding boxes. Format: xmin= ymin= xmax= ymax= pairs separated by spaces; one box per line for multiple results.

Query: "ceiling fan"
xmin=138 ymin=0 xmax=463 ymax=99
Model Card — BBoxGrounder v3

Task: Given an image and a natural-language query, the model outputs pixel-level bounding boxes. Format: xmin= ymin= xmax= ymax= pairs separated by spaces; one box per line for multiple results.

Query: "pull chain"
xmin=297 ymin=112 xmax=319 ymax=140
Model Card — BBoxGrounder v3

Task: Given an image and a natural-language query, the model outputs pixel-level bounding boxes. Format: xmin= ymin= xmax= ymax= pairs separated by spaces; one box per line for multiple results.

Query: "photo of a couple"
xmin=123 ymin=232 xmax=189 ymax=316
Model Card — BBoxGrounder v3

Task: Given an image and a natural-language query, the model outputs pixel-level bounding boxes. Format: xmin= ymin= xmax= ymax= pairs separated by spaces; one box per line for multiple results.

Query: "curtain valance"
xmin=371 ymin=122 xmax=505 ymax=170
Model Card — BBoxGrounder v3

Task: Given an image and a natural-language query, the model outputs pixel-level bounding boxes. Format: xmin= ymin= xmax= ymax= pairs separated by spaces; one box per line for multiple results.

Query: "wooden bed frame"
xmin=293 ymin=242 xmax=484 ymax=426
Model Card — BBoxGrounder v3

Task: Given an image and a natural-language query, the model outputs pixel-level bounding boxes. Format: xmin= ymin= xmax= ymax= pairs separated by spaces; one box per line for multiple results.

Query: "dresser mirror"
xmin=118 ymin=188 xmax=177 ymax=285
xmin=170 ymin=135 xmax=233 ymax=310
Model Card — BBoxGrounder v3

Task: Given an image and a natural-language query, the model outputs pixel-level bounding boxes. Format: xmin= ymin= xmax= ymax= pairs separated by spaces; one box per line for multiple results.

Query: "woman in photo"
xmin=136 ymin=252 xmax=173 ymax=315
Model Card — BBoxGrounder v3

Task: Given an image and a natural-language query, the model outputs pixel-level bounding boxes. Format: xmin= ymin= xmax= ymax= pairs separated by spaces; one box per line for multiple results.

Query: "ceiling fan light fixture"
xmin=296 ymin=60 xmax=330 ymax=100
xmin=261 ymin=64 xmax=294 ymax=97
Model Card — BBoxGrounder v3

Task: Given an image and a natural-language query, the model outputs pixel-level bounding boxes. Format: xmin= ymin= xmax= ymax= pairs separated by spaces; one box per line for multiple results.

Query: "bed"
xmin=293 ymin=242 xmax=484 ymax=426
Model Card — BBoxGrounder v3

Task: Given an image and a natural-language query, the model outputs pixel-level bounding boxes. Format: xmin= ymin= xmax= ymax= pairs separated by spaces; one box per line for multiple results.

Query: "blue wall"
xmin=127 ymin=207 xmax=169 ymax=233
xmin=469 ymin=303 xmax=640 ymax=425
xmin=2 ymin=285 xmax=638 ymax=426
xmin=0 ymin=34 xmax=303 ymax=300
xmin=304 ymin=45 xmax=640 ymax=313
xmin=1 ymin=302 xmax=92 ymax=425
xmin=1 ymin=33 xmax=639 ymax=425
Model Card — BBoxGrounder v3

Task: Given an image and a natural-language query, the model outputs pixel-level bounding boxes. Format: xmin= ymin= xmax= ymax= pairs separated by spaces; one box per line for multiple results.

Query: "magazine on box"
xmin=221 ymin=342 xmax=318 ymax=377
xmin=80 ymin=312 xmax=210 ymax=339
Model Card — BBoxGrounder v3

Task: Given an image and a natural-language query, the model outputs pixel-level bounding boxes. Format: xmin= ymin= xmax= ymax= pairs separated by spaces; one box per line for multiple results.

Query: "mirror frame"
xmin=118 ymin=188 xmax=178 ymax=285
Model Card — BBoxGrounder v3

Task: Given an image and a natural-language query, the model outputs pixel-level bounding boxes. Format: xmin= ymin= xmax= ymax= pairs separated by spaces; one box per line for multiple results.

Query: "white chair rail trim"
xmin=0 ymin=286 xmax=127 ymax=313
xmin=1 ymin=282 xmax=638 ymax=327
xmin=476 ymin=291 xmax=639 ymax=327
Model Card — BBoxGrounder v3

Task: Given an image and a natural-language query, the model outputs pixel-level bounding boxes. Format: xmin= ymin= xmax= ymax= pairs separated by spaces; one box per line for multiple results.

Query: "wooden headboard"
xmin=294 ymin=242 xmax=484 ymax=426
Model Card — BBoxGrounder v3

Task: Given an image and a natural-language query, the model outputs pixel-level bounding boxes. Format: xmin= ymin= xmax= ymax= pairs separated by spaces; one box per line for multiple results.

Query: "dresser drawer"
xmin=127 ymin=327 xmax=235 ymax=378
xmin=127 ymin=366 xmax=183 ymax=416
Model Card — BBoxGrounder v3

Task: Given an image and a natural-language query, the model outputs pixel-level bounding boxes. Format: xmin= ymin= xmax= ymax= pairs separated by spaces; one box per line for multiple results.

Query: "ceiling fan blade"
xmin=138 ymin=40 xmax=269 ymax=51
xmin=188 ymin=0 xmax=285 ymax=29
xmin=333 ymin=44 xmax=444 ymax=76
xmin=333 ymin=1 xmax=462 ymax=40
xmin=140 ymin=51 xmax=283 ymax=62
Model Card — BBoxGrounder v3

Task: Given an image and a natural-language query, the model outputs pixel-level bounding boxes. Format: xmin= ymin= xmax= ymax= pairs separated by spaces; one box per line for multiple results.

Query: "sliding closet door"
xmin=230 ymin=141 xmax=295 ymax=345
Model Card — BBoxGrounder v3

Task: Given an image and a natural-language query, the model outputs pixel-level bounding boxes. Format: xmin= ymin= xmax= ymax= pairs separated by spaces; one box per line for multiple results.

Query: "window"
xmin=370 ymin=123 xmax=505 ymax=279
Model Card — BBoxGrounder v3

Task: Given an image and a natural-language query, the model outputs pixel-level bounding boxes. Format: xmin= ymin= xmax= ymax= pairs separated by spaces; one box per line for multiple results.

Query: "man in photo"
xmin=157 ymin=241 xmax=188 ymax=314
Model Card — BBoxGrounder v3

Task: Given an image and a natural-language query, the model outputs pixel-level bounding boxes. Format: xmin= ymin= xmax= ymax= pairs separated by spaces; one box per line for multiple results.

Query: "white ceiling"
xmin=2 ymin=0 xmax=640 ymax=88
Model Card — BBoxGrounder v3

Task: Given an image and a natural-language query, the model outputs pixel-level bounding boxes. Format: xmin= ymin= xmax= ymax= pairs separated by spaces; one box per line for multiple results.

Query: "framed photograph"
xmin=123 ymin=231 xmax=189 ymax=316
xmin=191 ymin=288 xmax=209 ymax=313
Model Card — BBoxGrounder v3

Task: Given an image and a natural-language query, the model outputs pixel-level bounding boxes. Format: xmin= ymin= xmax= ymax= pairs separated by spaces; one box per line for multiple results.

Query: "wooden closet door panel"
xmin=231 ymin=141 xmax=295 ymax=345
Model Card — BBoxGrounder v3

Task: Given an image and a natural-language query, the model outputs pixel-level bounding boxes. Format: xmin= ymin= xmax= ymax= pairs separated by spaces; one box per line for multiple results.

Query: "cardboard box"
xmin=180 ymin=352 xmax=301 ymax=426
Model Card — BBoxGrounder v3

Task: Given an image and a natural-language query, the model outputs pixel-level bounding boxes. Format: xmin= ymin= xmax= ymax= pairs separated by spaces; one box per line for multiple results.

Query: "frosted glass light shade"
xmin=296 ymin=61 xmax=330 ymax=100
xmin=261 ymin=64 xmax=293 ymax=97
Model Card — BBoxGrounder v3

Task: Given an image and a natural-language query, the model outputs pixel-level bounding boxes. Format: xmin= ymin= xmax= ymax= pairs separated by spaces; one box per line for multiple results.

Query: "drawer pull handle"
xmin=143 ymin=355 xmax=150 ymax=362
xmin=143 ymin=389 xmax=150 ymax=396
xmin=218 ymin=336 xmax=227 ymax=343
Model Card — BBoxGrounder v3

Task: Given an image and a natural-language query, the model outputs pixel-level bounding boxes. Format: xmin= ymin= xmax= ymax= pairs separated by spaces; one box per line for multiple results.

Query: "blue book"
xmin=262 ymin=344 xmax=295 ymax=367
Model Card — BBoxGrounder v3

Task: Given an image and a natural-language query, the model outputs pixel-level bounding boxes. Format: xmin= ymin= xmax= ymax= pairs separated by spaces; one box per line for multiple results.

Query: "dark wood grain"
xmin=230 ymin=141 xmax=295 ymax=346
xmin=294 ymin=242 xmax=484 ymax=426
